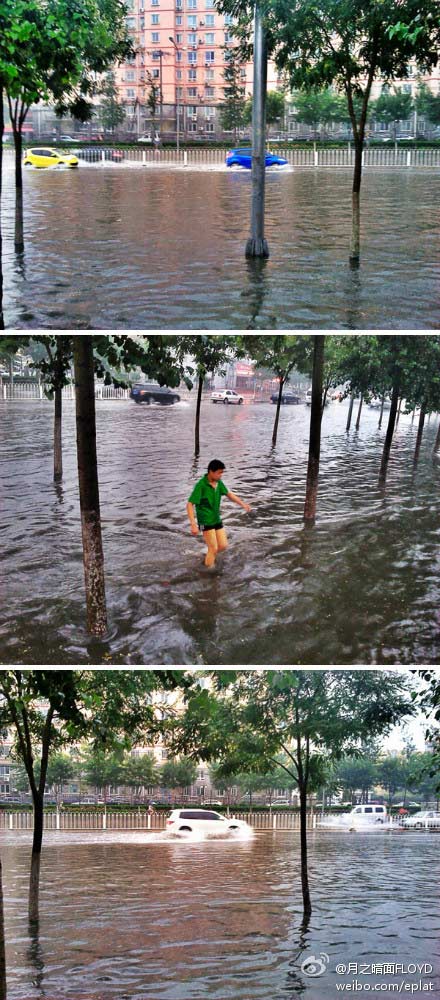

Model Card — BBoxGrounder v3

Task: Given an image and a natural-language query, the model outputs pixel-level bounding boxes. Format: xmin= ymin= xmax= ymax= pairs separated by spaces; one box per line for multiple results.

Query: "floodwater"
xmin=1 ymin=395 xmax=440 ymax=665
xmin=3 ymin=828 xmax=439 ymax=999
xmin=2 ymin=161 xmax=440 ymax=328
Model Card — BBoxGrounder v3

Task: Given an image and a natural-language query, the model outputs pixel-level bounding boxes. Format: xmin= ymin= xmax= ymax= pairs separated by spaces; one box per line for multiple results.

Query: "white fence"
xmin=0 ymin=810 xmax=403 ymax=832
xmin=1 ymin=382 xmax=129 ymax=401
xmin=84 ymin=146 xmax=440 ymax=169
xmin=6 ymin=146 xmax=440 ymax=169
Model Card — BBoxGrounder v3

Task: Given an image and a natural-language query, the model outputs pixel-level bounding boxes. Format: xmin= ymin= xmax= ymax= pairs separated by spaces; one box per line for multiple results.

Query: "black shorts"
xmin=200 ymin=521 xmax=223 ymax=532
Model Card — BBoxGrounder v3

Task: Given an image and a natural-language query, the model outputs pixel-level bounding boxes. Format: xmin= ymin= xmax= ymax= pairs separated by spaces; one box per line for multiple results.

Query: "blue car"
xmin=226 ymin=147 xmax=288 ymax=169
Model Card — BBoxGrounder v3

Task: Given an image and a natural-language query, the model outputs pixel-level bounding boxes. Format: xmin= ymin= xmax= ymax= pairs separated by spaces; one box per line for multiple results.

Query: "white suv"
xmin=166 ymin=808 xmax=249 ymax=836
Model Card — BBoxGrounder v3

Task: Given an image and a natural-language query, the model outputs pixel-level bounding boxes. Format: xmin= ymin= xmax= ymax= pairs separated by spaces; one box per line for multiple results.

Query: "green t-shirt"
xmin=188 ymin=475 xmax=229 ymax=527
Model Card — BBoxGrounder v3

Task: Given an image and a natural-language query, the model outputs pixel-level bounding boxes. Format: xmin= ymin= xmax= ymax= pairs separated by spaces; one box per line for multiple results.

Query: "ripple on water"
xmin=2 ymin=399 xmax=440 ymax=664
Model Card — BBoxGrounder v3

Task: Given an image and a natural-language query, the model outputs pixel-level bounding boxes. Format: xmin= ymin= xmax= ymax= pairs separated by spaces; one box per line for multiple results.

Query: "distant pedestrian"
xmin=187 ymin=459 xmax=251 ymax=568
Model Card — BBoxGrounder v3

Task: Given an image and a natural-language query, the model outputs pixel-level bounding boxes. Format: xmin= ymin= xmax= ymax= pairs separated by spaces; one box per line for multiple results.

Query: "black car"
xmin=270 ymin=391 xmax=301 ymax=404
xmin=76 ymin=147 xmax=125 ymax=162
xmin=130 ymin=382 xmax=180 ymax=405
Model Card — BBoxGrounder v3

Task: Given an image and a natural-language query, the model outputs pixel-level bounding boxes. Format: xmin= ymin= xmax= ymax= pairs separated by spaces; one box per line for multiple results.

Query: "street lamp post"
xmin=169 ymin=36 xmax=181 ymax=153
xmin=245 ymin=2 xmax=269 ymax=258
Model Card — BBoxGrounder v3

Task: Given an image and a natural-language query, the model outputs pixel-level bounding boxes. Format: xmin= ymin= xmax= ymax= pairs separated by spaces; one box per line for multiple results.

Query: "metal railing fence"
xmin=0 ymin=810 xmax=405 ymax=832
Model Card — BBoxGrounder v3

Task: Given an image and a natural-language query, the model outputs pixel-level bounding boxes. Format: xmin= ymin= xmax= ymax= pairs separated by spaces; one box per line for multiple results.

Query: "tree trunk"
xmin=378 ymin=393 xmax=386 ymax=429
xmin=413 ymin=403 xmax=426 ymax=466
xmin=272 ymin=376 xmax=285 ymax=447
xmin=245 ymin=3 xmax=269 ymax=259
xmin=299 ymin=786 xmax=312 ymax=920
xmin=54 ymin=386 xmax=63 ymax=481
xmin=346 ymin=392 xmax=355 ymax=432
xmin=433 ymin=421 xmax=440 ymax=455
xmin=355 ymin=394 xmax=363 ymax=430
xmin=14 ymin=129 xmax=24 ymax=253
xmin=350 ymin=140 xmax=363 ymax=265
xmin=29 ymin=851 xmax=41 ymax=925
xmin=0 ymin=859 xmax=6 ymax=1000
xmin=396 ymin=397 xmax=402 ymax=426
xmin=379 ymin=382 xmax=400 ymax=484
xmin=304 ymin=336 xmax=325 ymax=522
xmin=73 ymin=336 xmax=108 ymax=636
xmin=0 ymin=89 xmax=4 ymax=329
xmin=195 ymin=374 xmax=203 ymax=455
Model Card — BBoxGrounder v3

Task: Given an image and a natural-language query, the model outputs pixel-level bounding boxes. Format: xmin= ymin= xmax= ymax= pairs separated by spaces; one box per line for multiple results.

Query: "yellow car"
xmin=23 ymin=147 xmax=79 ymax=169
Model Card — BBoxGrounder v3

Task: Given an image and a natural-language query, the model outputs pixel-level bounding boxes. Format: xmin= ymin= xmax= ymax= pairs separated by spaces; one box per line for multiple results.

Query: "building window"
xmin=126 ymin=88 xmax=136 ymax=98
xmin=188 ymin=50 xmax=197 ymax=62
xmin=152 ymin=68 xmax=159 ymax=78
xmin=176 ymin=32 xmax=183 ymax=41
xmin=187 ymin=32 xmax=197 ymax=43
xmin=176 ymin=87 xmax=183 ymax=97
xmin=224 ymin=12 xmax=232 ymax=24
xmin=125 ymin=105 xmax=135 ymax=115
xmin=205 ymin=50 xmax=214 ymax=63
xmin=205 ymin=67 xmax=214 ymax=80
xmin=125 ymin=69 xmax=135 ymax=80
xmin=187 ymin=0 xmax=197 ymax=7
xmin=176 ymin=69 xmax=182 ymax=79
xmin=125 ymin=16 xmax=136 ymax=29
xmin=205 ymin=0 xmax=214 ymax=7
xmin=205 ymin=122 xmax=214 ymax=132
xmin=151 ymin=32 xmax=159 ymax=41
xmin=188 ymin=87 xmax=197 ymax=96
xmin=176 ymin=14 xmax=182 ymax=23
xmin=205 ymin=32 xmax=214 ymax=43
xmin=205 ymin=13 xmax=214 ymax=25
xmin=188 ymin=121 xmax=198 ymax=132
xmin=187 ymin=14 xmax=196 ymax=27
xmin=402 ymin=83 xmax=412 ymax=94
xmin=176 ymin=50 xmax=182 ymax=61
xmin=188 ymin=68 xmax=197 ymax=80
xmin=187 ymin=105 xmax=197 ymax=115
xmin=205 ymin=86 xmax=214 ymax=97
xmin=151 ymin=13 xmax=159 ymax=23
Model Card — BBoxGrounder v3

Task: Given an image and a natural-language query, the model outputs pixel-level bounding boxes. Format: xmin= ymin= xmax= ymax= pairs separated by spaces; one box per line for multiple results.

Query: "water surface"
xmin=1 ymin=397 xmax=440 ymax=664
xmin=3 ymin=828 xmax=439 ymax=999
xmin=3 ymin=163 xmax=439 ymax=328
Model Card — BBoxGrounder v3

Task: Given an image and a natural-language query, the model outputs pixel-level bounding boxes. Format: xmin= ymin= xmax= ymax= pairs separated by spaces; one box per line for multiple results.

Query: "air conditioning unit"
xmin=199 ymin=19 xmax=205 ymax=25
xmin=192 ymin=44 xmax=197 ymax=49
xmin=198 ymin=38 xmax=204 ymax=44
xmin=205 ymin=61 xmax=212 ymax=67
xmin=192 ymin=114 xmax=197 ymax=120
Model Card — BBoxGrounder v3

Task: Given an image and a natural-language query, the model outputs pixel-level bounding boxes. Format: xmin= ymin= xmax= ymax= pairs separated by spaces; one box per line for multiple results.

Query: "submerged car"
xmin=211 ymin=389 xmax=244 ymax=404
xmin=226 ymin=147 xmax=288 ymax=169
xmin=130 ymin=382 xmax=180 ymax=405
xmin=270 ymin=391 xmax=301 ymax=404
xmin=166 ymin=808 xmax=250 ymax=836
xmin=23 ymin=147 xmax=78 ymax=168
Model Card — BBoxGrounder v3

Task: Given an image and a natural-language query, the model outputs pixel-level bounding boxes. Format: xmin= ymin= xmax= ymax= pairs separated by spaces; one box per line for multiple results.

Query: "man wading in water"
xmin=187 ymin=459 xmax=251 ymax=568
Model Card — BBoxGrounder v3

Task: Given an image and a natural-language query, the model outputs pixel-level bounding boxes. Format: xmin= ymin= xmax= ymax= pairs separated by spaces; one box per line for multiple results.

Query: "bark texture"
xmin=74 ymin=336 xmax=108 ymax=636
xmin=304 ymin=336 xmax=325 ymax=522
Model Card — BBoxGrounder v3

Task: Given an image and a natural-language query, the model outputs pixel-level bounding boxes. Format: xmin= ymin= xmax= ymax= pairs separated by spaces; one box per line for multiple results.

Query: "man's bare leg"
xmin=203 ymin=529 xmax=218 ymax=567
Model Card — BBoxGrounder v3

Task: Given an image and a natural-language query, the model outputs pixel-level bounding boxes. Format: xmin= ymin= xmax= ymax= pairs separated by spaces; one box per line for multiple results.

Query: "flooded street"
xmin=3 ymin=828 xmax=439 ymax=999
xmin=1 ymin=397 xmax=440 ymax=665
xmin=2 ymin=162 xmax=439 ymax=329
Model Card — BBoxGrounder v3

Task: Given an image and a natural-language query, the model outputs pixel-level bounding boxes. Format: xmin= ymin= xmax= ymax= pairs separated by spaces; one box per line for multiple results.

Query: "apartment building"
xmin=114 ymin=0 xmax=280 ymax=139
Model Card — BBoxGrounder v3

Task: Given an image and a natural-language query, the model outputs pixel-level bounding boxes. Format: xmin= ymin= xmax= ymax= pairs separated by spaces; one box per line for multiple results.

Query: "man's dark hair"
xmin=208 ymin=459 xmax=225 ymax=473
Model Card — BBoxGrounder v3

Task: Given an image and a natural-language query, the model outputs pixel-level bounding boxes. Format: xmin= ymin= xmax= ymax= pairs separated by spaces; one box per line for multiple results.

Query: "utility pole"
xmin=245 ymin=3 xmax=269 ymax=258
xmin=169 ymin=36 xmax=181 ymax=152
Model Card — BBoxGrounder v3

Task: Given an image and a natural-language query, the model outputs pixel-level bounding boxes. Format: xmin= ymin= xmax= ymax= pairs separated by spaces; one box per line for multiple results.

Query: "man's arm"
xmin=186 ymin=501 xmax=200 ymax=535
xmin=226 ymin=491 xmax=251 ymax=513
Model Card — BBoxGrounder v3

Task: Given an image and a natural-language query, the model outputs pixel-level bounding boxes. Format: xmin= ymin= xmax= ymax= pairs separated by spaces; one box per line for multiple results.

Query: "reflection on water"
xmin=2 ymin=163 xmax=439 ymax=328
xmin=2 ymin=397 xmax=440 ymax=665
xmin=3 ymin=829 xmax=439 ymax=999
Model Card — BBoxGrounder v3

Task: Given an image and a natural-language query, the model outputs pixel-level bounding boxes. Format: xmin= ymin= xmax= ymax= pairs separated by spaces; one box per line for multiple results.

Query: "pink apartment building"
xmin=114 ymin=0 xmax=281 ymax=139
